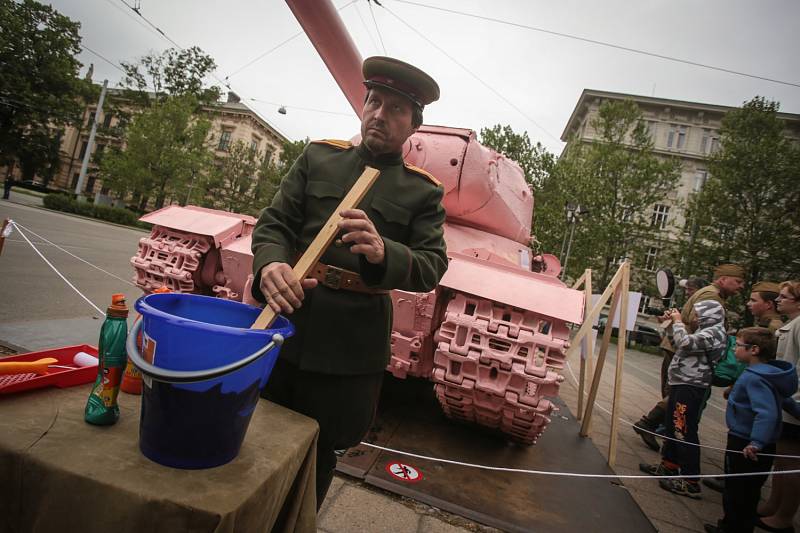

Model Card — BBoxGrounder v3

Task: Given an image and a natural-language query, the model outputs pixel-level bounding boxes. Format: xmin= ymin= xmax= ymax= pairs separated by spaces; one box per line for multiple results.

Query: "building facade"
xmin=4 ymin=87 xmax=288 ymax=205
xmin=560 ymin=89 xmax=800 ymax=309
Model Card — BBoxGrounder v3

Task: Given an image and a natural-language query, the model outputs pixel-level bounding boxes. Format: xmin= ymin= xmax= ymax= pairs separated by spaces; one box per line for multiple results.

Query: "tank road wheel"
xmin=432 ymin=293 xmax=567 ymax=445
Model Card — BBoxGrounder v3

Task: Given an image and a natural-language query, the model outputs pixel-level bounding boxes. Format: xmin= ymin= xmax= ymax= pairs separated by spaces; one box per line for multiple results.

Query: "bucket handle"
xmin=125 ymin=319 xmax=284 ymax=384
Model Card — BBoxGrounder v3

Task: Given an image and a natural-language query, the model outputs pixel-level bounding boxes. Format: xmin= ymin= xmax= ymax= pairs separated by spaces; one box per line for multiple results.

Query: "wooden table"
xmin=0 ymin=384 xmax=319 ymax=532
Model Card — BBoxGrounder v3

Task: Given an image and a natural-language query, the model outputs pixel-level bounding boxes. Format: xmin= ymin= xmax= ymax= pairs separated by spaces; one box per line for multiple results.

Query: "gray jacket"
xmin=667 ymin=300 xmax=727 ymax=388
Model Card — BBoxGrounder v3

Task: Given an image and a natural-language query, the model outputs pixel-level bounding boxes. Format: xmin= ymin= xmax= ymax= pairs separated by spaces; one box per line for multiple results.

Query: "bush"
xmin=43 ymin=193 xmax=145 ymax=228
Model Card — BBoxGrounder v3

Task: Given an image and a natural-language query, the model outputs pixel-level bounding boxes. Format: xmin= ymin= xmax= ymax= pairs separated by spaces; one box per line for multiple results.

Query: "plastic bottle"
xmin=85 ymin=294 xmax=129 ymax=425
xmin=121 ymin=286 xmax=170 ymax=394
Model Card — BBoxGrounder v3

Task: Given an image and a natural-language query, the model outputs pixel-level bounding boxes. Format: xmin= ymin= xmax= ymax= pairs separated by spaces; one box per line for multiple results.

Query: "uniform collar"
xmin=357 ymin=142 xmax=404 ymax=167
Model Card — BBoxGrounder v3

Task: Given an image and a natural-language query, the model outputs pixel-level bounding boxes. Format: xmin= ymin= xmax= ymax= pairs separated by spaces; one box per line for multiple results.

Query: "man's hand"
xmin=259 ymin=262 xmax=318 ymax=315
xmin=743 ymin=444 xmax=760 ymax=461
xmin=669 ymin=309 xmax=682 ymax=323
xmin=338 ymin=209 xmax=385 ymax=264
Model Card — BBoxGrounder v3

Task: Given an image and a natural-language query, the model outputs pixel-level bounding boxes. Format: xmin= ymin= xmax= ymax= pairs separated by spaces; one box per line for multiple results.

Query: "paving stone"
xmin=651 ymin=517 xmax=705 ymax=532
xmin=418 ymin=516 xmax=472 ymax=533
xmin=318 ymin=475 xmax=347 ymax=519
xmin=318 ymin=484 xmax=420 ymax=533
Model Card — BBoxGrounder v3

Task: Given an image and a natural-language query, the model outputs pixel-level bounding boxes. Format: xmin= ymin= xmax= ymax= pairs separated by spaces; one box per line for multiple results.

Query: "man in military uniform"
xmin=747 ymin=281 xmax=784 ymax=333
xmin=250 ymin=56 xmax=448 ymax=508
xmin=633 ymin=264 xmax=745 ymax=450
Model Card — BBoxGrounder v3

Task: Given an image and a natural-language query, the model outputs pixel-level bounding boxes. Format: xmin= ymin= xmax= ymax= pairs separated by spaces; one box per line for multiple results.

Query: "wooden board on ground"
xmin=337 ymin=375 xmax=655 ymax=533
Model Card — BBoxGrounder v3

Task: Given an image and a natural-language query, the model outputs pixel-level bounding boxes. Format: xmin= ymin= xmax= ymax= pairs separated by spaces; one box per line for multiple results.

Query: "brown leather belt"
xmin=308 ymin=262 xmax=389 ymax=295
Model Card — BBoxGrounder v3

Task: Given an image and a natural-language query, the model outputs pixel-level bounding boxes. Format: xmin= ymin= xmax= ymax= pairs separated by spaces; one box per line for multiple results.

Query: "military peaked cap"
xmin=752 ymin=281 xmax=781 ymax=294
xmin=363 ymin=56 xmax=440 ymax=108
xmin=713 ymin=263 xmax=745 ymax=279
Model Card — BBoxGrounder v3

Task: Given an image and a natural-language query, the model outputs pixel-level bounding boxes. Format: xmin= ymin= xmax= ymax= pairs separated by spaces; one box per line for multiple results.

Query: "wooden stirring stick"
xmin=251 ymin=166 xmax=381 ymax=329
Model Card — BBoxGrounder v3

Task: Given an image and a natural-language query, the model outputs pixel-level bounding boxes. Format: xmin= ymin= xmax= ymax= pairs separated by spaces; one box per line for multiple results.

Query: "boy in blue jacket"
xmin=705 ymin=327 xmax=798 ymax=533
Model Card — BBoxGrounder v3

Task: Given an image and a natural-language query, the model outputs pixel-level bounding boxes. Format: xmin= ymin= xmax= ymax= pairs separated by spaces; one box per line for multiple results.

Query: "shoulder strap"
xmin=311 ymin=139 xmax=353 ymax=150
xmin=404 ymin=163 xmax=442 ymax=187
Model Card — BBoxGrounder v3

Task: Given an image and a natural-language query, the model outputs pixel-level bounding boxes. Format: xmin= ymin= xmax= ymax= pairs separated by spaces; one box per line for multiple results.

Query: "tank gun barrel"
xmin=286 ymin=0 xmax=366 ymax=118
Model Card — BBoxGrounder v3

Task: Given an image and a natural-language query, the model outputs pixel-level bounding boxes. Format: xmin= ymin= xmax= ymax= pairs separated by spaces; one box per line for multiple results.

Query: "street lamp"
xmin=560 ymin=202 xmax=588 ymax=280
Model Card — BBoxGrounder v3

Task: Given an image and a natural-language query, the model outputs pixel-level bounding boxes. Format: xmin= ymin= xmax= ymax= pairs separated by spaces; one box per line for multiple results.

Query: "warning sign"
xmin=385 ymin=462 xmax=423 ymax=483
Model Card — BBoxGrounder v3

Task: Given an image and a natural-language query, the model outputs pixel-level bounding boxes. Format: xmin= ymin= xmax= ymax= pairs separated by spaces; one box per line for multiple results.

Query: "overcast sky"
xmin=50 ymin=0 xmax=800 ymax=154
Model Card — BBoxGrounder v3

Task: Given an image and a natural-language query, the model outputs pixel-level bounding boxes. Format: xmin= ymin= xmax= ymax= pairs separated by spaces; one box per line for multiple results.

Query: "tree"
xmin=99 ymin=95 xmax=213 ymax=209
xmin=0 ymin=0 xmax=94 ymax=177
xmin=677 ymin=96 xmax=800 ymax=286
xmin=536 ymin=100 xmax=682 ymax=287
xmin=479 ymin=125 xmax=555 ymax=190
xmin=202 ymin=141 xmax=262 ymax=214
xmin=248 ymin=138 xmax=310 ymax=213
xmin=120 ymin=47 xmax=220 ymax=107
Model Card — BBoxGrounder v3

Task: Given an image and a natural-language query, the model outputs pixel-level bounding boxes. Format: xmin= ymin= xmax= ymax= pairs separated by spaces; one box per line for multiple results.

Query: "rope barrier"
xmin=12 ymin=221 xmax=137 ymax=287
xmin=357 ymin=441 xmax=800 ymax=480
xmin=563 ymin=359 xmax=800 ymax=459
xmin=8 ymin=221 xmax=106 ymax=317
xmin=8 ymin=217 xmax=800 ymax=479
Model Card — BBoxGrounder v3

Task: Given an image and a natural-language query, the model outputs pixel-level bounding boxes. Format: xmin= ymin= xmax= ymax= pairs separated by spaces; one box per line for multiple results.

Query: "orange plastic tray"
xmin=0 ymin=344 xmax=99 ymax=395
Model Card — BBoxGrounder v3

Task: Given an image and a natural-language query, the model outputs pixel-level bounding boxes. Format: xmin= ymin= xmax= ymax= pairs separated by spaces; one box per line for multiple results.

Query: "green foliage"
xmin=536 ymin=100 xmax=681 ymax=287
xmin=479 ymin=125 xmax=554 ymax=190
xmin=0 ymin=0 xmax=95 ymax=174
xmin=119 ymin=47 xmax=220 ymax=107
xmin=43 ymin=193 xmax=147 ymax=228
xmin=677 ymin=96 xmax=800 ymax=285
xmin=99 ymin=95 xmax=213 ymax=209
xmin=201 ymin=140 xmax=262 ymax=214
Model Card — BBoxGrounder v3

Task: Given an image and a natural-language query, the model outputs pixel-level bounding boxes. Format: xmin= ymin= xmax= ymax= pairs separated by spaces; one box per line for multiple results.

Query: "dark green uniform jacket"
xmin=251 ymin=140 xmax=448 ymax=375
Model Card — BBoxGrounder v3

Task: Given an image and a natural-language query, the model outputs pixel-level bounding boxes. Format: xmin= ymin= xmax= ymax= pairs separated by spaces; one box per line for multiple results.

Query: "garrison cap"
xmin=363 ymin=56 xmax=440 ymax=109
xmin=713 ymin=263 xmax=745 ymax=280
xmin=752 ymin=281 xmax=781 ymax=294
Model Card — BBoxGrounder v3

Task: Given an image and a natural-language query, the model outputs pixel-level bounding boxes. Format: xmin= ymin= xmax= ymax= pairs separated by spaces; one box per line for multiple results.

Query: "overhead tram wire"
xmin=111 ymin=0 xmax=293 ymax=140
xmin=248 ymin=99 xmax=354 ymax=117
xmin=367 ymin=0 xmax=388 ymax=55
xmin=389 ymin=0 xmax=800 ymax=89
xmin=81 ymin=44 xmax=127 ymax=75
xmin=225 ymin=0 xmax=358 ymax=81
xmin=118 ymin=0 xmax=183 ymax=49
xmin=354 ymin=0 xmax=382 ymax=56
xmin=378 ymin=3 xmax=561 ymax=143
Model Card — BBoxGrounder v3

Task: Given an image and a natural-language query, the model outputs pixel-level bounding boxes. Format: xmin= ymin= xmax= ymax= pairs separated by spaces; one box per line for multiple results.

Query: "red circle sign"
xmin=385 ymin=461 xmax=423 ymax=483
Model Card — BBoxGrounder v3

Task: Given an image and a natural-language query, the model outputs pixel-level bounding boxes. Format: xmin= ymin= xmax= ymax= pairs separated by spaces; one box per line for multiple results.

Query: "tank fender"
xmin=439 ymin=252 xmax=584 ymax=324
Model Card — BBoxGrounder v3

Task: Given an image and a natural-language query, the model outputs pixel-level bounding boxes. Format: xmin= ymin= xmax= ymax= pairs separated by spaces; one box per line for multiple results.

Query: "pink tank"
xmin=130 ymin=0 xmax=585 ymax=445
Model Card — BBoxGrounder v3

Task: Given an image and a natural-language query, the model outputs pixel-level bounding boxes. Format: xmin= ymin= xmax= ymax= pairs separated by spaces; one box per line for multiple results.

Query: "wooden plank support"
xmin=579 ymin=263 xmax=626 ymax=437
xmin=251 ymin=166 xmax=381 ymax=329
xmin=575 ymin=269 xmax=592 ymax=421
xmin=608 ymin=261 xmax=630 ymax=466
xmin=564 ymin=263 xmax=626 ymax=362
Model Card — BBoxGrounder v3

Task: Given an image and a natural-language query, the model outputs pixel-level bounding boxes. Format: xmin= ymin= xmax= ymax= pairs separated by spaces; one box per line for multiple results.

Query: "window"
xmin=651 ymin=204 xmax=670 ymax=229
xmin=645 ymin=121 xmax=658 ymax=144
xmin=693 ymin=169 xmax=707 ymax=191
xmin=71 ymin=173 xmax=79 ymax=189
xmin=621 ymin=206 xmax=633 ymax=223
xmin=645 ymin=247 xmax=660 ymax=272
xmin=667 ymin=124 xmax=687 ymax=150
xmin=218 ymin=130 xmax=232 ymax=151
xmin=85 ymin=176 xmax=96 ymax=194
xmin=78 ymin=141 xmax=88 ymax=160
xmin=250 ymin=137 xmax=260 ymax=152
xmin=264 ymin=148 xmax=275 ymax=164
xmin=100 ymin=185 xmax=110 ymax=195
xmin=700 ymin=129 xmax=719 ymax=154
xmin=102 ymin=113 xmax=113 ymax=129
xmin=638 ymin=295 xmax=652 ymax=314
xmin=683 ymin=209 xmax=694 ymax=234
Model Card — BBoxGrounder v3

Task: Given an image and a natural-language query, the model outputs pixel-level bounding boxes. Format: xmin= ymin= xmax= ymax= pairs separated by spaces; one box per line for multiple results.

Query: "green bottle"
xmin=85 ymin=294 xmax=129 ymax=426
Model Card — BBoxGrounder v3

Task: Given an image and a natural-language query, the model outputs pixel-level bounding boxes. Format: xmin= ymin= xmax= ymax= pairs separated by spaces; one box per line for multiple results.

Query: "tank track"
xmin=432 ymin=293 xmax=567 ymax=445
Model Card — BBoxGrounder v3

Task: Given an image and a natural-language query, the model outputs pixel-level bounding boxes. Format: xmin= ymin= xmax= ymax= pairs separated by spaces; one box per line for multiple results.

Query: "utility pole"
xmin=75 ymin=79 xmax=108 ymax=201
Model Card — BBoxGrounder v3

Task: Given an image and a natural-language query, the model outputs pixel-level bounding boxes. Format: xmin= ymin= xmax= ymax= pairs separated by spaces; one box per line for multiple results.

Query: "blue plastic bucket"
xmin=128 ymin=293 xmax=293 ymax=469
